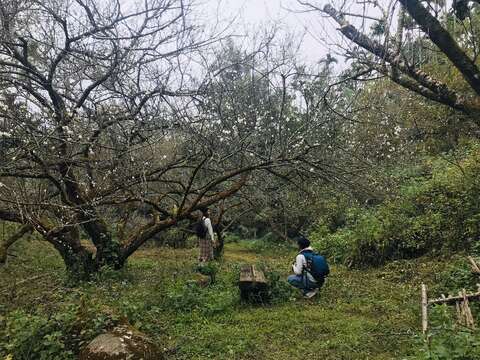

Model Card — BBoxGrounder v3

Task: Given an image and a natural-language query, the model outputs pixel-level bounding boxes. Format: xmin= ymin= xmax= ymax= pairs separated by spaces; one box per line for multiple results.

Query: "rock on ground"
xmin=79 ymin=325 xmax=164 ymax=360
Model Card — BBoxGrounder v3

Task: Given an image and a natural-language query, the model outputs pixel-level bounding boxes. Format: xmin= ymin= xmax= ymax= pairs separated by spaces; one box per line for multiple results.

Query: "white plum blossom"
xmin=62 ymin=126 xmax=74 ymax=135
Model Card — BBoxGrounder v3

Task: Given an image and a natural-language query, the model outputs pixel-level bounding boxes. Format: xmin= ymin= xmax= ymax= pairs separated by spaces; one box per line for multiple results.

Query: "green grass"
xmin=0 ymin=238 xmax=462 ymax=359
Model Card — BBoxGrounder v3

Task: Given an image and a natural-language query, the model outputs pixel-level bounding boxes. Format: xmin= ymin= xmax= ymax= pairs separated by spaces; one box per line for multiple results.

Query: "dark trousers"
xmin=287 ymin=274 xmax=324 ymax=293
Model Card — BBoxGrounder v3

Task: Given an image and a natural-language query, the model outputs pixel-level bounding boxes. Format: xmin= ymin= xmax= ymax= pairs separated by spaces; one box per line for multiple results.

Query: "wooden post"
xmin=421 ymin=283 xmax=428 ymax=334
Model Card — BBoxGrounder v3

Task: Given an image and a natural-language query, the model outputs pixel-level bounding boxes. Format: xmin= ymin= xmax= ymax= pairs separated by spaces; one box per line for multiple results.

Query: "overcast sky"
xmin=200 ymin=0 xmax=332 ymax=65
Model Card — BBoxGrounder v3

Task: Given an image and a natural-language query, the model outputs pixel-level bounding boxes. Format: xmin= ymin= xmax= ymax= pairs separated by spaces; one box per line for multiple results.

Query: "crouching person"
xmin=288 ymin=237 xmax=329 ymax=299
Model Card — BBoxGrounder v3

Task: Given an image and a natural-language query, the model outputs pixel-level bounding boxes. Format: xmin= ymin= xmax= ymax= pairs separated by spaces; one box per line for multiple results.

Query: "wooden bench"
xmin=239 ymin=265 xmax=268 ymax=302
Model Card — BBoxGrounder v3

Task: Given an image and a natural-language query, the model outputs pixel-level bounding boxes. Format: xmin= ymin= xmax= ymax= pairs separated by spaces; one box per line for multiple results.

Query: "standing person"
xmin=196 ymin=207 xmax=215 ymax=262
xmin=287 ymin=237 xmax=329 ymax=298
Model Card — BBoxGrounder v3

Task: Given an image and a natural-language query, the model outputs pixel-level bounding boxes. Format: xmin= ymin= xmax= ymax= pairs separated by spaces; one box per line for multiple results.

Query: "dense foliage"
xmin=311 ymin=142 xmax=480 ymax=267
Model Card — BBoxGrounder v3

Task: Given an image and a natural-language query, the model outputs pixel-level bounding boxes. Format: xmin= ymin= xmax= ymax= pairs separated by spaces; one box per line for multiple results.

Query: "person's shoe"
xmin=303 ymin=288 xmax=319 ymax=299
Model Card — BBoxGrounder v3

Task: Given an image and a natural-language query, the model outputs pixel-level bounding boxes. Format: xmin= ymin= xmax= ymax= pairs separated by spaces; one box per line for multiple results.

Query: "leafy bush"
xmin=239 ymin=238 xmax=292 ymax=255
xmin=165 ymin=281 xmax=237 ymax=316
xmin=224 ymin=232 xmax=242 ymax=243
xmin=1 ymin=310 xmax=73 ymax=360
xmin=0 ymin=299 xmax=118 ymax=359
xmin=311 ymin=228 xmax=353 ymax=264
xmin=310 ymin=143 xmax=480 ymax=267
xmin=195 ymin=261 xmax=219 ymax=283
xmin=262 ymin=267 xmax=295 ymax=304
xmin=432 ymin=258 xmax=478 ymax=296
xmin=164 ymin=263 xmax=240 ymax=316
xmin=410 ymin=306 xmax=480 ymax=359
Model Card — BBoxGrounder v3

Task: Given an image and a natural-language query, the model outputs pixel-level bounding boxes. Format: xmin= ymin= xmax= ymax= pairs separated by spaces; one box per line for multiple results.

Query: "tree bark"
xmin=35 ymin=224 xmax=98 ymax=281
xmin=213 ymin=224 xmax=224 ymax=260
xmin=55 ymin=242 xmax=97 ymax=281
xmin=399 ymin=0 xmax=480 ymax=96
xmin=81 ymin=214 xmax=123 ymax=269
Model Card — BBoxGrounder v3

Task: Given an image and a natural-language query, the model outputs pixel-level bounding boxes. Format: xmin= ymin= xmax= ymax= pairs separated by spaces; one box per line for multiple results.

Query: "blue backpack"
xmin=302 ymin=250 xmax=330 ymax=280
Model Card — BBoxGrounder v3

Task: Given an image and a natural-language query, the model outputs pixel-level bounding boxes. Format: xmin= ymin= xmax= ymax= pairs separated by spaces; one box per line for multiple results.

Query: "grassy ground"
xmin=0 ymin=238 xmax=456 ymax=359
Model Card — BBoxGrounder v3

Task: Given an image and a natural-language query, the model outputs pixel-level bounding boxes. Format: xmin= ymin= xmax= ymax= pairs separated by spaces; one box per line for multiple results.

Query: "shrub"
xmin=164 ymin=281 xmax=237 ymax=316
xmin=410 ymin=306 xmax=480 ymax=359
xmin=262 ymin=268 xmax=295 ymax=304
xmin=310 ymin=143 xmax=480 ymax=267
xmin=239 ymin=238 xmax=292 ymax=255
xmin=0 ymin=299 xmax=118 ymax=359
xmin=310 ymin=228 xmax=352 ymax=264
xmin=195 ymin=261 xmax=219 ymax=283
xmin=224 ymin=232 xmax=242 ymax=243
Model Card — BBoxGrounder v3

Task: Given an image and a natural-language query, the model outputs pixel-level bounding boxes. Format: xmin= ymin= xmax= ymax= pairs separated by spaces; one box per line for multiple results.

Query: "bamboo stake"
xmin=462 ymin=289 xmax=475 ymax=328
xmin=422 ymin=283 xmax=428 ymax=334
xmin=459 ymin=291 xmax=467 ymax=326
xmin=468 ymin=256 xmax=480 ymax=274
xmin=456 ymin=300 xmax=462 ymax=324
xmin=460 ymin=291 xmax=466 ymax=325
